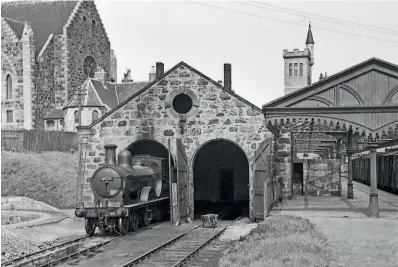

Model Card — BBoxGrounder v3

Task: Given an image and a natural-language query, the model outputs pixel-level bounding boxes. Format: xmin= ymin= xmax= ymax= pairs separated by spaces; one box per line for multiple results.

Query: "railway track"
xmin=1 ymin=235 xmax=118 ymax=267
xmin=121 ymin=225 xmax=227 ymax=267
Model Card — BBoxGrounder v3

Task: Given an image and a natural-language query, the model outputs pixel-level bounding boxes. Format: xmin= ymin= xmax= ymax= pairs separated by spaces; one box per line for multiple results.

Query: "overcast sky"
xmin=95 ymin=0 xmax=398 ymax=107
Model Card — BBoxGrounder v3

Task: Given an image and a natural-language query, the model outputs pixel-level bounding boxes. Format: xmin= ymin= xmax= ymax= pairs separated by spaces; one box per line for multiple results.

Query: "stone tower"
xmin=283 ymin=24 xmax=315 ymax=95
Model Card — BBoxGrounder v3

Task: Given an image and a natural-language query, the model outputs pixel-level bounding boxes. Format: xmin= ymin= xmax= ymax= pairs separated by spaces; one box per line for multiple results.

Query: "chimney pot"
xmin=224 ymin=63 xmax=232 ymax=91
xmin=319 ymin=73 xmax=323 ymax=80
xmin=104 ymin=144 xmax=117 ymax=165
xmin=218 ymin=80 xmax=223 ymax=85
xmin=156 ymin=62 xmax=164 ymax=79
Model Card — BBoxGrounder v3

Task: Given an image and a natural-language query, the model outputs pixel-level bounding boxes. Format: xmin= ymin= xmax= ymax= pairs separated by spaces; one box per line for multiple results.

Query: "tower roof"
xmin=306 ymin=23 xmax=315 ymax=45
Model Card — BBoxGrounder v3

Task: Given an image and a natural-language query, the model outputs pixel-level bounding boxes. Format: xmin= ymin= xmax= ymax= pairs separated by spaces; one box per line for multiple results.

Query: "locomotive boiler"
xmin=75 ymin=144 xmax=170 ymax=236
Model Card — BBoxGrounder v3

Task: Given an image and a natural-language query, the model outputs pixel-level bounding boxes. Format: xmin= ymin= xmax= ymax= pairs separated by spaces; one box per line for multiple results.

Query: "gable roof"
xmin=78 ymin=61 xmax=263 ymax=129
xmin=3 ymin=17 xmax=24 ymax=37
xmin=263 ymin=58 xmax=398 ymax=108
xmin=1 ymin=0 xmax=78 ymax=55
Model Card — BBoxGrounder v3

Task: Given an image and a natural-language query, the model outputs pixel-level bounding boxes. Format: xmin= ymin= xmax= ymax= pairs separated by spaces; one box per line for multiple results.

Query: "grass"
xmin=1 ymin=151 xmax=79 ymax=209
xmin=219 ymin=215 xmax=331 ymax=267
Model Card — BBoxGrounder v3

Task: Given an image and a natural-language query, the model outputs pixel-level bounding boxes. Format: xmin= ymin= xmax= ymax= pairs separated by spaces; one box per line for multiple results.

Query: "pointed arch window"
xmin=74 ymin=110 xmax=79 ymax=124
xmin=6 ymin=75 xmax=12 ymax=99
xmin=92 ymin=110 xmax=98 ymax=123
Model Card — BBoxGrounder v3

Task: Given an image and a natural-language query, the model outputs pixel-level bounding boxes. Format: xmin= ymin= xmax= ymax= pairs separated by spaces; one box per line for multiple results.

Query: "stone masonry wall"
xmin=65 ymin=1 xmax=111 ymax=102
xmin=78 ymin=63 xmax=273 ymax=219
xmin=303 ymin=159 xmax=340 ymax=196
xmin=273 ymin=129 xmax=292 ymax=197
xmin=1 ymin=19 xmax=24 ymax=129
xmin=53 ymin=34 xmax=68 ymax=107
xmin=35 ymin=36 xmax=56 ymax=128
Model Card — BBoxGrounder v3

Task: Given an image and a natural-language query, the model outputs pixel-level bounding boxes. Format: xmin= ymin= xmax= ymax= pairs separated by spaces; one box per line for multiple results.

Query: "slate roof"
xmin=116 ymin=82 xmax=149 ymax=103
xmin=64 ymin=78 xmax=148 ymax=110
xmin=43 ymin=109 xmax=63 ymax=120
xmin=1 ymin=0 xmax=78 ymax=55
xmin=306 ymin=24 xmax=314 ymax=45
xmin=3 ymin=17 xmax=24 ymax=37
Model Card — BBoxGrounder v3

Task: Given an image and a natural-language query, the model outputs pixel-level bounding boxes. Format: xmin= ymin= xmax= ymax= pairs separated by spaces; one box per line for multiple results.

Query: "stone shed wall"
xmin=303 ymin=159 xmax=341 ymax=196
xmin=78 ymin=63 xmax=273 ymax=219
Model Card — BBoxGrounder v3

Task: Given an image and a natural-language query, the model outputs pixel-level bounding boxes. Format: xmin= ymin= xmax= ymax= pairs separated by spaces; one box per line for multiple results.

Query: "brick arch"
xmin=190 ymin=138 xmax=250 ymax=168
xmin=125 ymin=138 xmax=175 ymax=166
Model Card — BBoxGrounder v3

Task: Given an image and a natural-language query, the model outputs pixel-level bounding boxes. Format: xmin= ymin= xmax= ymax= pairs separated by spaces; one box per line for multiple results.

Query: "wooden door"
xmin=253 ymin=138 xmax=272 ymax=221
xmin=176 ymin=138 xmax=189 ymax=219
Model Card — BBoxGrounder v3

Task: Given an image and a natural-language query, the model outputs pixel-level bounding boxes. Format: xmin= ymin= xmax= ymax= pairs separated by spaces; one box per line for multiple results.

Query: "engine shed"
xmin=77 ymin=62 xmax=274 ymax=222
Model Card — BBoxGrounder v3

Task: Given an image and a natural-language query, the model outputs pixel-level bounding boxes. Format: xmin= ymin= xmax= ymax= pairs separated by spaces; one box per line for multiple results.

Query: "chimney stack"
xmin=156 ymin=62 xmax=164 ymax=79
xmin=104 ymin=144 xmax=117 ymax=165
xmin=224 ymin=63 xmax=231 ymax=91
xmin=149 ymin=66 xmax=156 ymax=82
xmin=324 ymin=72 xmax=328 ymax=78
xmin=319 ymin=73 xmax=323 ymax=81
xmin=94 ymin=66 xmax=106 ymax=85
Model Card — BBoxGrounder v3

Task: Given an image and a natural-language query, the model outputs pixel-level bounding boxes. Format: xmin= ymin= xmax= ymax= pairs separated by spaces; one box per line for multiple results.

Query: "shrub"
xmin=1 ymin=151 xmax=79 ymax=208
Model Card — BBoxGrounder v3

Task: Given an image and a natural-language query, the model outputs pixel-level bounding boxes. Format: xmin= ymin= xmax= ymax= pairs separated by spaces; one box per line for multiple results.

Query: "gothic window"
xmin=6 ymin=74 xmax=12 ymax=99
xmin=288 ymin=63 xmax=292 ymax=76
xmin=74 ymin=110 xmax=79 ymax=124
xmin=83 ymin=56 xmax=96 ymax=78
xmin=294 ymin=63 xmax=298 ymax=76
xmin=6 ymin=110 xmax=13 ymax=123
xmin=92 ymin=110 xmax=98 ymax=123
xmin=299 ymin=63 xmax=303 ymax=76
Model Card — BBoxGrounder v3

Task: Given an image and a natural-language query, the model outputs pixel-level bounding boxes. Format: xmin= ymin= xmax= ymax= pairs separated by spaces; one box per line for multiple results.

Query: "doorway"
xmin=293 ymin=163 xmax=304 ymax=195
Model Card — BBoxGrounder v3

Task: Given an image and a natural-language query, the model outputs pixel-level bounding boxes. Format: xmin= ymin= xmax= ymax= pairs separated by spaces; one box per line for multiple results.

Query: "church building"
xmin=1 ymin=0 xmax=117 ymax=130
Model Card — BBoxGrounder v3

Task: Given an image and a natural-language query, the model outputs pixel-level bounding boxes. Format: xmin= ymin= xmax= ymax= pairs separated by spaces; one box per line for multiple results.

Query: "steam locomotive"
xmin=75 ymin=144 xmax=170 ymax=236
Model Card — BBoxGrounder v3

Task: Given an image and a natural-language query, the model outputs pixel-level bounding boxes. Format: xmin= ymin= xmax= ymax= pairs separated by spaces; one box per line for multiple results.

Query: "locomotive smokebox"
xmin=104 ymin=144 xmax=118 ymax=165
xmin=118 ymin=150 xmax=132 ymax=168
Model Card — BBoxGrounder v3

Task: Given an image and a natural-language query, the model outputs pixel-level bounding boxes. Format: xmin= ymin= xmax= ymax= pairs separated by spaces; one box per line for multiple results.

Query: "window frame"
xmin=6 ymin=74 xmax=12 ymax=100
xmin=299 ymin=63 xmax=303 ymax=76
xmin=294 ymin=63 xmax=298 ymax=76
xmin=6 ymin=110 xmax=13 ymax=123
xmin=288 ymin=63 xmax=292 ymax=77
xmin=92 ymin=110 xmax=98 ymax=123
xmin=74 ymin=110 xmax=79 ymax=124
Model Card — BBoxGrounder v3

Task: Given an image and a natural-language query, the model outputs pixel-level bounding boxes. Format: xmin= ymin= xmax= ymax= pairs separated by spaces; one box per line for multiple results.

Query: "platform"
xmin=273 ymin=177 xmax=398 ymax=219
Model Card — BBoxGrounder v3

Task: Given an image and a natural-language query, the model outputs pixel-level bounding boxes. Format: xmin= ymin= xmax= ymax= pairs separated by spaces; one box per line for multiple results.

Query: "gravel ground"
xmin=1 ymin=211 xmax=85 ymax=263
xmin=309 ymin=217 xmax=398 ymax=267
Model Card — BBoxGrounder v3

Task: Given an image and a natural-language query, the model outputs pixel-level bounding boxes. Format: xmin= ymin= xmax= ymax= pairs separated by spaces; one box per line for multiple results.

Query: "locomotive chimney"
xmin=118 ymin=150 xmax=132 ymax=168
xmin=104 ymin=144 xmax=117 ymax=165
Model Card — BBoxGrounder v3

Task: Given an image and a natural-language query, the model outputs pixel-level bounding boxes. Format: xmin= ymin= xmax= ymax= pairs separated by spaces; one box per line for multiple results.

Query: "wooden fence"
xmin=1 ymin=129 xmax=78 ymax=153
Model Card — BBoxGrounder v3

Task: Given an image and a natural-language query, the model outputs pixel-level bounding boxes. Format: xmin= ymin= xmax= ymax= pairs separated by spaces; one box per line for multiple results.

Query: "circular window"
xmin=172 ymin=93 xmax=193 ymax=114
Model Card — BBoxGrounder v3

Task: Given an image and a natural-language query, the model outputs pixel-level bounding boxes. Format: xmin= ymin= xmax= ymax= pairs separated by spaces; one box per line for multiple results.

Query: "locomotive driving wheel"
xmin=85 ymin=218 xmax=96 ymax=236
xmin=129 ymin=211 xmax=139 ymax=231
xmin=118 ymin=217 xmax=129 ymax=235
xmin=142 ymin=210 xmax=152 ymax=227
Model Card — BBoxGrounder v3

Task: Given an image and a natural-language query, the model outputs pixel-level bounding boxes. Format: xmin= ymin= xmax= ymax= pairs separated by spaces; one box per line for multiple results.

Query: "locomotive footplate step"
xmin=56 ymin=222 xmax=201 ymax=267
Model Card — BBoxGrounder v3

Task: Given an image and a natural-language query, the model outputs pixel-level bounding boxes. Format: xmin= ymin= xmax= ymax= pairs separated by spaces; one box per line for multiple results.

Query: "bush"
xmin=1 ymin=151 xmax=79 ymax=208
xmin=220 ymin=215 xmax=331 ymax=267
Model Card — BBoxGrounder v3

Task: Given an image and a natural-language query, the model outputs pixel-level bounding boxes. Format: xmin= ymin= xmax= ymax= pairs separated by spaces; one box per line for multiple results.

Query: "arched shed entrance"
xmin=192 ymin=139 xmax=249 ymax=219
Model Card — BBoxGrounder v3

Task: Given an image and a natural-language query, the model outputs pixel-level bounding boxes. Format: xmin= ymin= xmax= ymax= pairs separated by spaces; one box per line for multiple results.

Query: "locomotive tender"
xmin=75 ymin=144 xmax=170 ymax=236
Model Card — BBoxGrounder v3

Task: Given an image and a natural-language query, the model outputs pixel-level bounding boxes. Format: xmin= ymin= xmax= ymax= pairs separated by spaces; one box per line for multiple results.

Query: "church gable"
xmin=266 ymin=58 xmax=398 ymax=108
